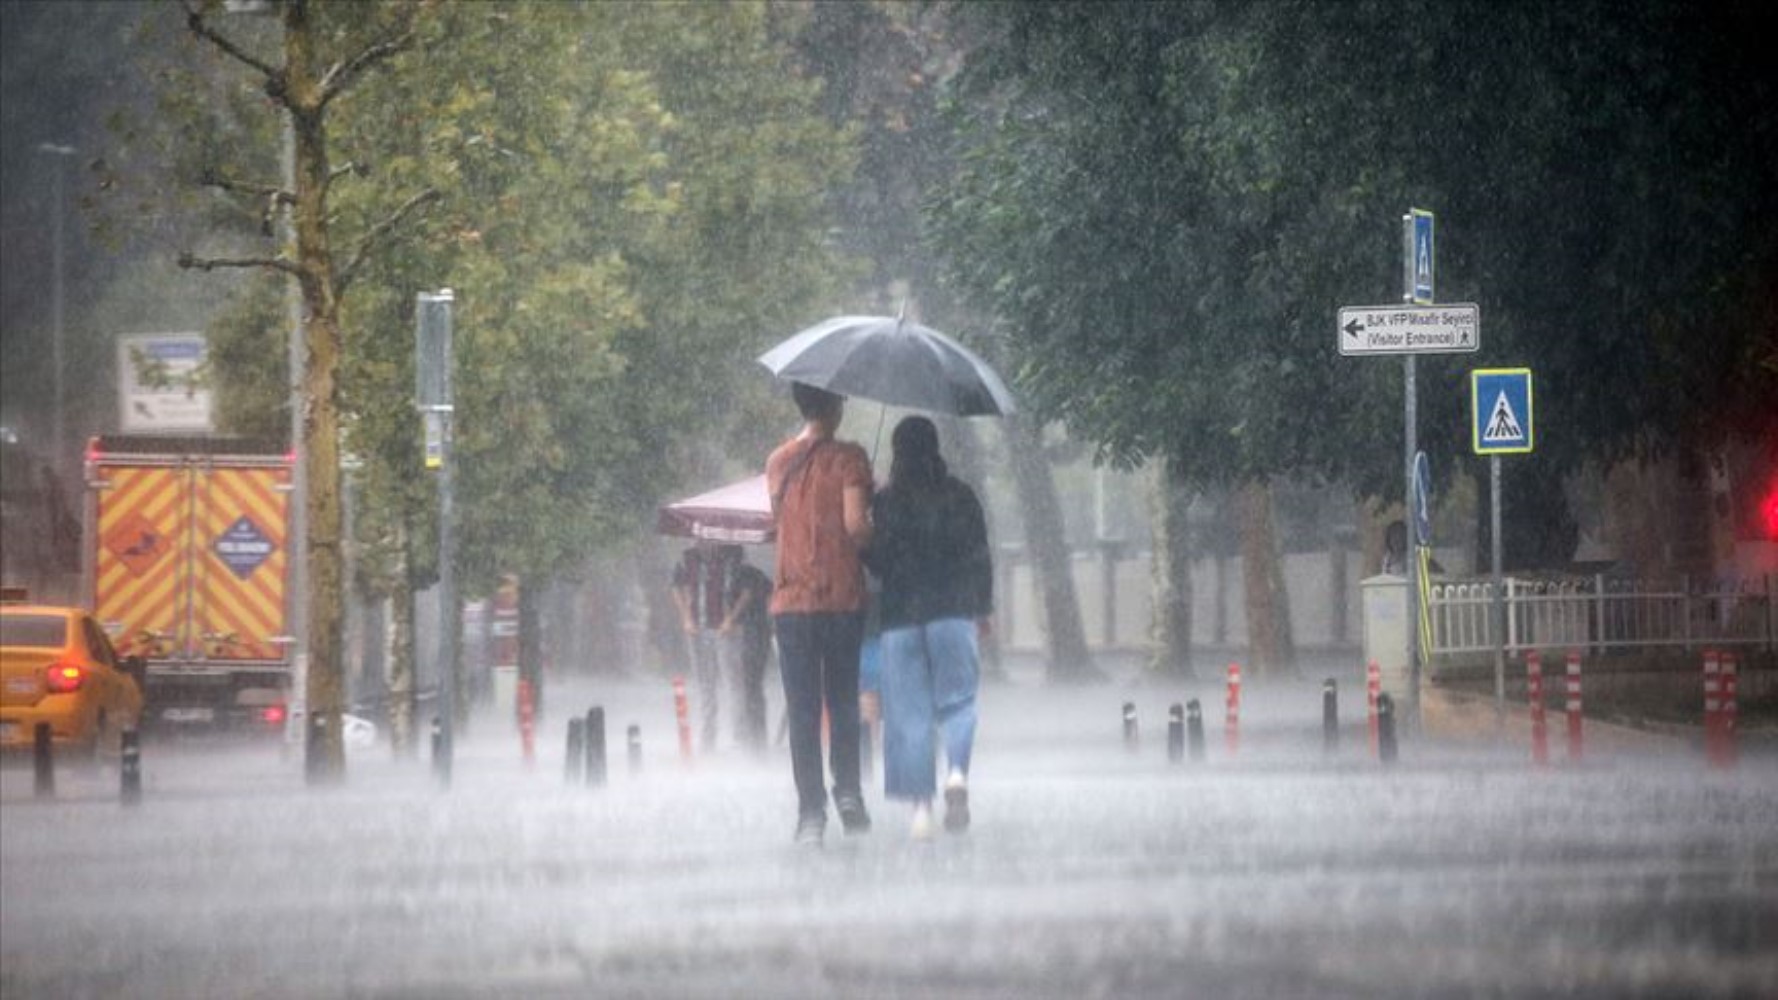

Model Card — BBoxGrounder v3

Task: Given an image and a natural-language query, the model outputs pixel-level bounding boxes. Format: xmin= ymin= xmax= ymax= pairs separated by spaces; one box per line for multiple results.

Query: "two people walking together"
xmin=767 ymin=381 xmax=992 ymax=845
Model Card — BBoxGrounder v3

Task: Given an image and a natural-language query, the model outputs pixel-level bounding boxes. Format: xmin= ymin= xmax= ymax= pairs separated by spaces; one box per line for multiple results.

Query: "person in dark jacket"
xmin=863 ymin=416 xmax=992 ymax=838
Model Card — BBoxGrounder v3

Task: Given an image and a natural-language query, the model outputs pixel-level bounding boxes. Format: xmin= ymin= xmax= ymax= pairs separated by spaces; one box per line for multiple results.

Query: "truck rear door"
xmin=93 ymin=457 xmax=289 ymax=664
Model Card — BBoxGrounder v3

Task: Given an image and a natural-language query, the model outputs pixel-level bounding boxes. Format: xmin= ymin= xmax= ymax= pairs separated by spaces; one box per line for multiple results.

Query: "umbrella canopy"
xmin=655 ymin=474 xmax=774 ymax=544
xmin=757 ymin=314 xmax=1015 ymax=417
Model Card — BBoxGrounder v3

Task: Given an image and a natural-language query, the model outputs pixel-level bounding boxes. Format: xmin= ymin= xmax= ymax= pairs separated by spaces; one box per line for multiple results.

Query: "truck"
xmin=82 ymin=435 xmax=294 ymax=734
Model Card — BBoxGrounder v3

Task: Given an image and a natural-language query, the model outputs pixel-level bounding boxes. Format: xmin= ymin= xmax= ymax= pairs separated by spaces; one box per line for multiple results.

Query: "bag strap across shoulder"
xmin=772 ymin=438 xmax=826 ymax=513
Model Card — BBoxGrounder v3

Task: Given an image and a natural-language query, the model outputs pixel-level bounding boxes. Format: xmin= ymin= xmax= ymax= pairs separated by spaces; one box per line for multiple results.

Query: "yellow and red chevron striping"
xmin=96 ymin=466 xmax=187 ymax=658
xmin=93 ymin=462 xmax=289 ymax=662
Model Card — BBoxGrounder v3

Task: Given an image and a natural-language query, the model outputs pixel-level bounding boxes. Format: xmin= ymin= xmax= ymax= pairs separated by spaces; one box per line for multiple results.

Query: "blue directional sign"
xmin=1408 ymin=209 xmax=1435 ymax=304
xmin=1413 ymin=451 xmax=1433 ymax=546
xmin=1472 ymin=368 xmax=1534 ymax=454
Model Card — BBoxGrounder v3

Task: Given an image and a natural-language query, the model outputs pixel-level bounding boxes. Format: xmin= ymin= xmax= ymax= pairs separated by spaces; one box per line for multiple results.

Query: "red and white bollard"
xmin=672 ymin=676 xmax=694 ymax=763
xmin=1723 ymin=652 xmax=1740 ymax=770
xmin=1366 ymin=660 xmax=1381 ymax=759
xmin=1225 ymin=662 xmax=1242 ymax=756
xmin=1565 ymin=650 xmax=1584 ymax=763
xmin=1527 ymin=651 xmax=1549 ymax=767
xmin=1705 ymin=651 xmax=1739 ymax=770
xmin=517 ymin=678 xmax=537 ymax=767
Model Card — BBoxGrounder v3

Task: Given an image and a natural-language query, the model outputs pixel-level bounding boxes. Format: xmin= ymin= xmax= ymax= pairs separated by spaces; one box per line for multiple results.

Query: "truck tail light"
xmin=261 ymin=705 xmax=286 ymax=725
xmin=45 ymin=663 xmax=85 ymax=693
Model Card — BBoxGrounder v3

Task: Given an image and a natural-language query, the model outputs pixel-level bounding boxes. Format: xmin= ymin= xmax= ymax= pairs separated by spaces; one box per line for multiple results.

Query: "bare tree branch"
xmin=179 ymin=250 xmax=301 ymax=277
xmin=318 ymin=27 xmax=416 ymax=109
xmin=200 ymin=168 xmax=292 ymax=205
xmin=196 ymin=169 xmax=293 ymax=237
xmin=337 ymin=188 xmax=441 ymax=293
xmin=182 ymin=0 xmax=280 ymax=84
xmin=325 ymin=160 xmax=369 ymax=196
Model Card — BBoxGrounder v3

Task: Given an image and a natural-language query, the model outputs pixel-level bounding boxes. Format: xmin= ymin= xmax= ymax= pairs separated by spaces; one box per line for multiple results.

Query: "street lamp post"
xmin=36 ymin=142 xmax=75 ymax=476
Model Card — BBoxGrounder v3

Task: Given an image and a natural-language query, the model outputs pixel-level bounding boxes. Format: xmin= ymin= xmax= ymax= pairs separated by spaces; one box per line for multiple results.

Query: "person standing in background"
xmin=767 ymin=382 xmax=874 ymax=846
xmin=672 ymin=541 xmax=741 ymax=753
xmin=864 ymin=416 xmax=992 ymax=839
xmin=723 ymin=545 xmax=773 ymax=754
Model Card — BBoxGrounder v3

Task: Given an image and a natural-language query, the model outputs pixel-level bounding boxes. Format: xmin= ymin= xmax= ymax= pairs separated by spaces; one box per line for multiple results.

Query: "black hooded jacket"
xmin=864 ymin=475 xmax=993 ymax=631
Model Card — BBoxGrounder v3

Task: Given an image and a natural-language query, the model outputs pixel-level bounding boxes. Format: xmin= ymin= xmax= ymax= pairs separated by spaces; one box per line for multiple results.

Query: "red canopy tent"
xmin=655 ymin=473 xmax=774 ymax=544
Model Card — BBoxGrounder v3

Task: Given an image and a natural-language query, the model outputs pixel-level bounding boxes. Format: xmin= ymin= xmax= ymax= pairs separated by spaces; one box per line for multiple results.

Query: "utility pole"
xmin=416 ymin=289 xmax=456 ymax=786
xmin=36 ymin=143 xmax=76 ymax=476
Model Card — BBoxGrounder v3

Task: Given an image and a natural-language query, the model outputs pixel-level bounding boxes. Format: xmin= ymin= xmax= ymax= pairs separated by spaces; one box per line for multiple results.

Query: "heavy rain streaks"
xmin=5 ymin=665 xmax=1776 ymax=999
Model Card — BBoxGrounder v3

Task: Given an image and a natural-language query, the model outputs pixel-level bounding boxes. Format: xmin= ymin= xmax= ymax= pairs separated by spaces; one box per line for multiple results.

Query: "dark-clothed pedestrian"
xmin=726 ymin=547 xmax=773 ymax=754
xmin=864 ymin=416 xmax=992 ymax=839
xmin=672 ymin=541 xmax=742 ymax=753
xmin=767 ymin=382 xmax=874 ymax=845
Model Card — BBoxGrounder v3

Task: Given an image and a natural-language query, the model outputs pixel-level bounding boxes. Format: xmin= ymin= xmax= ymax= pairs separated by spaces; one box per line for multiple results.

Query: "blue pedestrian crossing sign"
xmin=1472 ymin=368 xmax=1534 ymax=454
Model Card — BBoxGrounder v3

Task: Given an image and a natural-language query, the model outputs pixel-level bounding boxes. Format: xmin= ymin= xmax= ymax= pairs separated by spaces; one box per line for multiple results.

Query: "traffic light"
xmin=1741 ymin=469 xmax=1778 ymax=542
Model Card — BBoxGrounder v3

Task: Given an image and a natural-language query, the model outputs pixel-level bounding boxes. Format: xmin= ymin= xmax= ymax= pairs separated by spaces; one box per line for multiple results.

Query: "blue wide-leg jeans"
xmin=879 ymin=617 xmax=979 ymax=801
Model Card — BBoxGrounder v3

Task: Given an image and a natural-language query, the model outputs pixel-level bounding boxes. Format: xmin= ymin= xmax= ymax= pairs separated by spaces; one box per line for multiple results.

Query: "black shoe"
xmin=794 ymin=811 xmax=826 ymax=847
xmin=834 ymin=792 xmax=871 ymax=835
xmin=943 ymin=783 xmax=969 ymax=833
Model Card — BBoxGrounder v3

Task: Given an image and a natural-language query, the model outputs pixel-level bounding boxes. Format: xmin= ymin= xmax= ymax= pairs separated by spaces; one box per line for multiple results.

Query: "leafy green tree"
xmin=174 ymin=0 xmax=438 ymax=778
xmin=329 ymin=2 xmax=858 ymax=709
xmin=929 ymin=1 xmax=1777 ymax=668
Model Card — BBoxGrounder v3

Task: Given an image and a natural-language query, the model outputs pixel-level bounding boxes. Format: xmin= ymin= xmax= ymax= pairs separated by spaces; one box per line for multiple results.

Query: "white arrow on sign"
xmin=1337 ymin=303 xmax=1480 ymax=357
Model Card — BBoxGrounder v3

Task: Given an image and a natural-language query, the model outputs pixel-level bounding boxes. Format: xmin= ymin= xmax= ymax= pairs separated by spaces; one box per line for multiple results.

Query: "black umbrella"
xmin=757 ymin=313 xmax=1015 ymax=417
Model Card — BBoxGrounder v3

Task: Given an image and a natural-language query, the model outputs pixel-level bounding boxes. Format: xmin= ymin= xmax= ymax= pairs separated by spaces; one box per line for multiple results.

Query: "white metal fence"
xmin=1428 ymin=574 xmax=1776 ymax=658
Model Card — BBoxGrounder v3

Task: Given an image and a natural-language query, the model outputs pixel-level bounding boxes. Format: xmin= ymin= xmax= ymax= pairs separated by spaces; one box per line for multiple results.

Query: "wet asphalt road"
xmin=3 ymin=670 xmax=1775 ymax=999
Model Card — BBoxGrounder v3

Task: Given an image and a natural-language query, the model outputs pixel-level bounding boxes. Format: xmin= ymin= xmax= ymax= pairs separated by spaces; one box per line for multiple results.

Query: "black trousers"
xmin=772 ymin=611 xmax=864 ymax=818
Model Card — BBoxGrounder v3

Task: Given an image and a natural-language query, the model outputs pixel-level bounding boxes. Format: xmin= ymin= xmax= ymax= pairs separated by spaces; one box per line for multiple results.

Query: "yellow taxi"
xmin=1 ymin=602 xmax=144 ymax=757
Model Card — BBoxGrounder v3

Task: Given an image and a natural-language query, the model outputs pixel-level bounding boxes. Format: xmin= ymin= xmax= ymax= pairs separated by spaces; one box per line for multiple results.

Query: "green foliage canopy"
xmin=929 ymin=0 xmax=1777 ymax=501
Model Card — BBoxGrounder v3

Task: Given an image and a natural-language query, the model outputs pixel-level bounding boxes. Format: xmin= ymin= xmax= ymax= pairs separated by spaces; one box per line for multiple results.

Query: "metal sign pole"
xmin=416 ymin=290 xmax=456 ymax=787
xmin=1491 ymin=453 xmax=1505 ymax=721
xmin=1404 ymin=355 xmax=1420 ymax=731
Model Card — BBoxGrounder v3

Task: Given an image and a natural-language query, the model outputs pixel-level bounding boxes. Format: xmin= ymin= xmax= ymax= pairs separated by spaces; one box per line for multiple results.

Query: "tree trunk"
xmin=286 ymin=0 xmax=347 ymax=781
xmin=1238 ymin=478 xmax=1296 ymax=678
xmin=1004 ymin=411 xmax=1097 ymax=683
xmin=636 ymin=543 xmax=680 ymax=675
xmin=518 ymin=575 xmax=544 ymax=722
xmin=1146 ymin=457 xmax=1195 ymax=678
xmin=387 ymin=529 xmax=415 ymax=758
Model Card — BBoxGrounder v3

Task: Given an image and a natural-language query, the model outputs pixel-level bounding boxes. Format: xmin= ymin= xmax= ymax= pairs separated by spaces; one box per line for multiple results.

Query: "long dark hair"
xmin=889 ymin=416 xmax=946 ymax=491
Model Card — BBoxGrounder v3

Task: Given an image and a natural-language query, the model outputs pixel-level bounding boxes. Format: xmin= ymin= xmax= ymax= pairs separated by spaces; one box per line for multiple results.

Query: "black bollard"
xmin=1186 ymin=699 xmax=1206 ymax=761
xmin=1323 ymin=678 xmax=1339 ymax=755
xmin=585 ymin=707 xmax=607 ymax=788
xmin=1377 ymin=692 xmax=1398 ymax=764
xmin=431 ymin=715 xmax=451 ymax=787
xmin=565 ymin=717 xmax=585 ymax=784
xmin=120 ymin=728 xmax=142 ymax=806
xmin=627 ymin=724 xmax=642 ymax=775
xmin=33 ymin=722 xmax=53 ymax=797
xmin=305 ymin=711 xmax=329 ymax=783
xmin=1167 ymin=703 xmax=1185 ymax=763
xmin=1122 ymin=701 xmax=1139 ymax=752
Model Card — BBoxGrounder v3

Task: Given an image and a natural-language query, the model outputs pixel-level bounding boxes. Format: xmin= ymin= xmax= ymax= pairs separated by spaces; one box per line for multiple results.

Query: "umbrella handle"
xmin=872 ymin=401 xmax=888 ymax=464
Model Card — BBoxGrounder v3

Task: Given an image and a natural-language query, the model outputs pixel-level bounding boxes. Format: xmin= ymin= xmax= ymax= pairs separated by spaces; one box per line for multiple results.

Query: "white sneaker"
xmin=943 ymin=772 xmax=969 ymax=833
xmin=909 ymin=800 xmax=935 ymax=840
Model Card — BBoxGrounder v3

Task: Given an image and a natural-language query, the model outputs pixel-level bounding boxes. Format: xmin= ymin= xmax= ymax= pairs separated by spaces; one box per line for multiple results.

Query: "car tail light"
xmin=45 ymin=663 xmax=85 ymax=693
xmin=262 ymin=705 xmax=286 ymax=725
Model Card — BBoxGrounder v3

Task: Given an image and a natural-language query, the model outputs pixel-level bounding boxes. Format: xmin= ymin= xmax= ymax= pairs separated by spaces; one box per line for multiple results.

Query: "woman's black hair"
xmin=889 ymin=415 xmax=946 ymax=490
